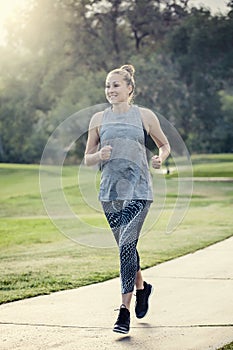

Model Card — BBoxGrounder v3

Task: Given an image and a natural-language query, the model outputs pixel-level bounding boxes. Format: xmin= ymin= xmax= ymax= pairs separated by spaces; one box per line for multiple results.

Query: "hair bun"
xmin=120 ymin=64 xmax=135 ymax=77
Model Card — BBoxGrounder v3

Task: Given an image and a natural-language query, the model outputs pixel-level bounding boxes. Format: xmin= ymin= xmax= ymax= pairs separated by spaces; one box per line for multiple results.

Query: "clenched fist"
xmin=99 ymin=145 xmax=112 ymax=161
xmin=151 ymin=155 xmax=162 ymax=169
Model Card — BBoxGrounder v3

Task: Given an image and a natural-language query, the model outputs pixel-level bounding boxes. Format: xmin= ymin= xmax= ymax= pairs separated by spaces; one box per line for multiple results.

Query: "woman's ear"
xmin=128 ymin=85 xmax=133 ymax=96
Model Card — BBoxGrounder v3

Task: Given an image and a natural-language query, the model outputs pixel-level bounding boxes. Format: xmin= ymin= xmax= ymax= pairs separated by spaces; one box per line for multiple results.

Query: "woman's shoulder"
xmin=138 ymin=106 xmax=156 ymax=117
xmin=138 ymin=106 xmax=159 ymax=125
xmin=89 ymin=110 xmax=105 ymax=128
xmin=137 ymin=106 xmax=162 ymax=134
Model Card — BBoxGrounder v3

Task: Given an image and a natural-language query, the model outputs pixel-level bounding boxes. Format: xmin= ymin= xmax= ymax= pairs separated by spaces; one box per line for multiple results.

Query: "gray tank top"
xmin=99 ymin=105 xmax=153 ymax=201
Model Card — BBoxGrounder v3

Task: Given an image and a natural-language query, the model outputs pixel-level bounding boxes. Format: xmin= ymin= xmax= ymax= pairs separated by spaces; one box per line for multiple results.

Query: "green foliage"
xmin=216 ymin=90 xmax=233 ymax=152
xmin=167 ymin=7 xmax=233 ymax=152
xmin=218 ymin=342 xmax=233 ymax=350
xmin=0 ymin=0 xmax=232 ymax=162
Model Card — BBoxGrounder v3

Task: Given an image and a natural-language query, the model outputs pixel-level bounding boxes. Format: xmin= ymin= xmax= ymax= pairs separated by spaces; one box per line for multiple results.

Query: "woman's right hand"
xmin=99 ymin=145 xmax=112 ymax=161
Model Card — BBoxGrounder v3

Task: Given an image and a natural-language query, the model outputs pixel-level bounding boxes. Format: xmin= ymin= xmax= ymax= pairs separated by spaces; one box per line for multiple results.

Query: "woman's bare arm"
xmin=84 ymin=112 xmax=102 ymax=166
xmin=84 ymin=111 xmax=112 ymax=166
xmin=140 ymin=107 xmax=170 ymax=168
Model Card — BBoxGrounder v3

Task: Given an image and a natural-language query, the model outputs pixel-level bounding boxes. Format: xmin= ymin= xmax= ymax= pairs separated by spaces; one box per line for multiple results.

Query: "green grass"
xmin=168 ymin=153 xmax=233 ymax=177
xmin=0 ymin=154 xmax=232 ymax=305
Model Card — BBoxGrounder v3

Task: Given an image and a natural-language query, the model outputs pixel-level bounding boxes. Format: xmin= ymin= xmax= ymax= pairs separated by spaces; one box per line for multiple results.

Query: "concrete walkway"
xmin=1 ymin=237 xmax=233 ymax=350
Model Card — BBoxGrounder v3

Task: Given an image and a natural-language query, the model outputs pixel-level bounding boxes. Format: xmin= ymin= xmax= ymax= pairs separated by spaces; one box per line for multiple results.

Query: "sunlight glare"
xmin=0 ymin=0 xmax=26 ymax=23
xmin=0 ymin=0 xmax=30 ymax=44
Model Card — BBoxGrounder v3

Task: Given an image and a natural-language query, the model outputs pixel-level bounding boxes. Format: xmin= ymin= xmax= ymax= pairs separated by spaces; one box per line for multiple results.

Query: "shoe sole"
xmin=136 ymin=285 xmax=154 ymax=319
xmin=113 ymin=327 xmax=129 ymax=334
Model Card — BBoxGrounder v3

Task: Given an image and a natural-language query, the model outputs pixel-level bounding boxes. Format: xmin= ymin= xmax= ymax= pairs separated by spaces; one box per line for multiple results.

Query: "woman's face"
xmin=105 ymin=73 xmax=132 ymax=104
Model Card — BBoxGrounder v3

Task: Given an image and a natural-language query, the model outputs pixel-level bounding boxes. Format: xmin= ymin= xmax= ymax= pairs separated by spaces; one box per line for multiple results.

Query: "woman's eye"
xmin=105 ymin=83 xmax=120 ymax=88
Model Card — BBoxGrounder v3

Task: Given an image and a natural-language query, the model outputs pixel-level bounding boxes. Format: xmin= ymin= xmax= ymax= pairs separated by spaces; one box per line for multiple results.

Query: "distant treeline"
xmin=0 ymin=0 xmax=233 ymax=163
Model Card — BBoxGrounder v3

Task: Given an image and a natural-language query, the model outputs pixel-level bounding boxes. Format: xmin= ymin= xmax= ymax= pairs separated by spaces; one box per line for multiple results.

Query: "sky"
xmin=0 ymin=0 xmax=229 ymax=25
xmin=189 ymin=0 xmax=228 ymax=14
xmin=0 ymin=0 xmax=229 ymax=45
xmin=0 ymin=1 xmax=27 ymax=26
xmin=0 ymin=0 xmax=29 ymax=44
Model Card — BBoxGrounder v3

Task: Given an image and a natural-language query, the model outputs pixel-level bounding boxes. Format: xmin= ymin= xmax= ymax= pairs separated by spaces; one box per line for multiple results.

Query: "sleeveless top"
xmin=99 ymin=105 xmax=153 ymax=201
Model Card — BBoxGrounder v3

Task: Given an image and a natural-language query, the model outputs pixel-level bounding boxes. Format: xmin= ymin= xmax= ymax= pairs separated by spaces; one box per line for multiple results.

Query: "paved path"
xmin=1 ymin=237 xmax=233 ymax=350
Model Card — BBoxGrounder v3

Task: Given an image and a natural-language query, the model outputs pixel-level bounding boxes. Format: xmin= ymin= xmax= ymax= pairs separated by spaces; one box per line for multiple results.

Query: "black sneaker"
xmin=113 ymin=305 xmax=130 ymax=334
xmin=135 ymin=281 xmax=153 ymax=319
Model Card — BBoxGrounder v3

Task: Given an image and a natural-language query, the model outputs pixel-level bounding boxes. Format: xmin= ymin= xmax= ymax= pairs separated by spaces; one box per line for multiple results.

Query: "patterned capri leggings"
xmin=102 ymin=200 xmax=151 ymax=294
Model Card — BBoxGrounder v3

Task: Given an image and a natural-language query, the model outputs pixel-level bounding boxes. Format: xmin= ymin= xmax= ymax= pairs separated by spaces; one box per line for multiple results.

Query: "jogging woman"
xmin=84 ymin=64 xmax=170 ymax=334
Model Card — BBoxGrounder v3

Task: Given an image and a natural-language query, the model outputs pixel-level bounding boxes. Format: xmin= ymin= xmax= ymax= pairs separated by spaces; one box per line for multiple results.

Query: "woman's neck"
xmin=111 ymin=102 xmax=131 ymax=114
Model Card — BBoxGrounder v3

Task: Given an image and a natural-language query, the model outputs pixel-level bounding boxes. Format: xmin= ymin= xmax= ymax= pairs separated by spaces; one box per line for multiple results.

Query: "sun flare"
xmin=0 ymin=0 xmax=31 ymax=44
xmin=0 ymin=0 xmax=24 ymax=23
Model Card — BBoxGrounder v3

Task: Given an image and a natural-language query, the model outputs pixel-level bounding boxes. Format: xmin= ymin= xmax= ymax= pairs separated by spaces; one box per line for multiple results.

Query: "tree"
xmin=166 ymin=6 xmax=233 ymax=152
xmin=0 ymin=0 xmax=233 ymax=162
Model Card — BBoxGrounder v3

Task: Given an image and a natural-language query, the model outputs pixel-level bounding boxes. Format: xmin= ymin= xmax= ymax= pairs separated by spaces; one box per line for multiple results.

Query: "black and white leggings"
xmin=102 ymin=200 xmax=151 ymax=294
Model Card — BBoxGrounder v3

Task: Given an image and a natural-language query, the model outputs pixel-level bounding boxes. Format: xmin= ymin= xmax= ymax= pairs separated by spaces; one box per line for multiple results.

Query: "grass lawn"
xmin=0 ymin=154 xmax=232 ymax=306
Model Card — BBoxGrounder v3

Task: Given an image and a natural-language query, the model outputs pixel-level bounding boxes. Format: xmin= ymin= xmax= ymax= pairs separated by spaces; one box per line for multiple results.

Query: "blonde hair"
xmin=107 ymin=64 xmax=136 ymax=101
